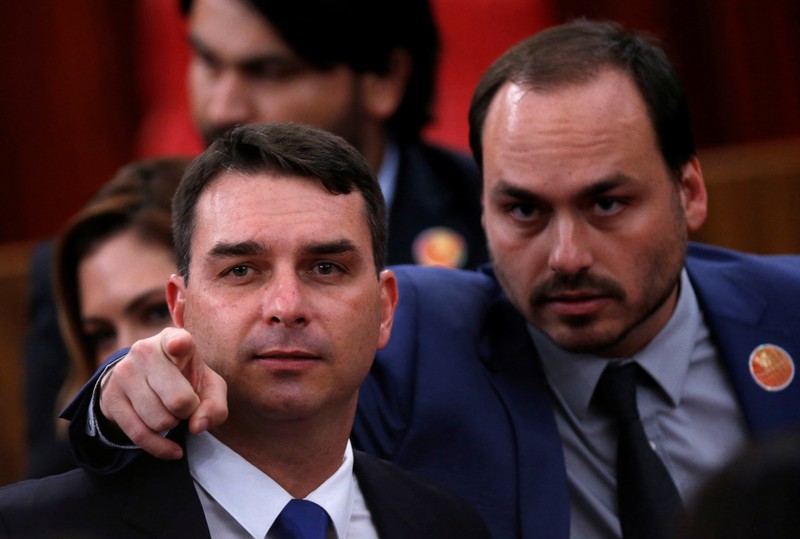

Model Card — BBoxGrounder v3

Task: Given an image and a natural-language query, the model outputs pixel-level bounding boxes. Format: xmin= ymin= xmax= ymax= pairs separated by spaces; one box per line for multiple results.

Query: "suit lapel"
xmin=480 ymin=287 xmax=571 ymax=539
xmin=687 ymin=254 xmax=800 ymax=435
xmin=120 ymin=428 xmax=211 ymax=538
xmin=353 ymin=452 xmax=426 ymax=539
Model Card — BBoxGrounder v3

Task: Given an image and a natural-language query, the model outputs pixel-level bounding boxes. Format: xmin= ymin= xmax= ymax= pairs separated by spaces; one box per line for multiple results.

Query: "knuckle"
xmin=163 ymin=393 xmax=199 ymax=417
xmin=127 ymin=339 xmax=150 ymax=358
xmin=149 ymin=414 xmax=179 ymax=433
xmin=111 ymin=357 xmax=135 ymax=380
xmin=125 ymin=423 xmax=153 ymax=446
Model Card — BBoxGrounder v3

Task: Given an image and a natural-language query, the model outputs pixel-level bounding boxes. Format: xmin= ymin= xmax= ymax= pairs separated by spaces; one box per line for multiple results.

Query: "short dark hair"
xmin=469 ymin=19 xmax=695 ymax=176
xmin=180 ymin=0 xmax=438 ymax=143
xmin=173 ymin=123 xmax=387 ymax=280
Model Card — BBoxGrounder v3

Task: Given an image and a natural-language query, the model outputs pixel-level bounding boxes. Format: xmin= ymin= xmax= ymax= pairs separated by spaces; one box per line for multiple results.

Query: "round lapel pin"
xmin=749 ymin=344 xmax=795 ymax=391
xmin=412 ymin=227 xmax=467 ymax=268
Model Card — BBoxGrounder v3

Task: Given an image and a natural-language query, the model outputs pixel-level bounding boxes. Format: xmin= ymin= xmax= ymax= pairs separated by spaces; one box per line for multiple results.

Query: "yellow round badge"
xmin=749 ymin=344 xmax=795 ymax=391
xmin=412 ymin=227 xmax=468 ymax=268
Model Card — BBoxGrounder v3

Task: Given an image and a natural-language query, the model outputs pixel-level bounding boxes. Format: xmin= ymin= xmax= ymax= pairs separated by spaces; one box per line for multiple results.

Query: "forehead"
xmin=192 ymin=171 xmax=371 ymax=251
xmin=189 ymin=0 xmax=292 ymax=58
xmin=482 ymin=69 xmax=664 ymax=190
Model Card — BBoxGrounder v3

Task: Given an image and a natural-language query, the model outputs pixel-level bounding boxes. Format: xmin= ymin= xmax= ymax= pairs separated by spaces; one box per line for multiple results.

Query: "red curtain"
xmin=3 ymin=1 xmax=800 ymax=244
xmin=426 ymin=0 xmax=557 ymax=150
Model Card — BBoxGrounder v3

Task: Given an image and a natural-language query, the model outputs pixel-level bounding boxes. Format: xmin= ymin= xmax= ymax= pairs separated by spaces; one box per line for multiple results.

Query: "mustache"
xmin=529 ymin=271 xmax=626 ymax=306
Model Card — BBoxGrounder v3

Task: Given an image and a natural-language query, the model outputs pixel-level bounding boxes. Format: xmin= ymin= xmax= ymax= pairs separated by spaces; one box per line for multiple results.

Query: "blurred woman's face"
xmin=78 ymin=229 xmax=176 ymax=365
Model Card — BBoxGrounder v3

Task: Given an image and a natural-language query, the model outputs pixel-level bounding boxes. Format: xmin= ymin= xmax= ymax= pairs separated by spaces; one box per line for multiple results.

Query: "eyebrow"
xmin=82 ymin=288 xmax=167 ymax=326
xmin=207 ymin=239 xmax=359 ymax=259
xmin=301 ymin=239 xmax=359 ymax=257
xmin=494 ymin=174 xmax=633 ymax=201
xmin=208 ymin=240 xmax=267 ymax=259
xmin=188 ymin=34 xmax=297 ymax=70
xmin=124 ymin=289 xmax=168 ymax=317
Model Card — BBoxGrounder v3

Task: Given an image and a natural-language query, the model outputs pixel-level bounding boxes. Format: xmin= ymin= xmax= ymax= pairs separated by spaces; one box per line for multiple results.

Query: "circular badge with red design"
xmin=412 ymin=227 xmax=468 ymax=268
xmin=749 ymin=344 xmax=795 ymax=391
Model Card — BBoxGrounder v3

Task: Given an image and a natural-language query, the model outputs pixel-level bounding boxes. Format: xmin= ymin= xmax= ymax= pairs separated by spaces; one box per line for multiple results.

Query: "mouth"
xmin=254 ymin=350 xmax=320 ymax=361
xmin=543 ymin=292 xmax=610 ymax=317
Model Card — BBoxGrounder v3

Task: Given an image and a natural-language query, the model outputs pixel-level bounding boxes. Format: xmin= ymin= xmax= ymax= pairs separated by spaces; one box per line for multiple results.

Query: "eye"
xmin=313 ymin=262 xmax=342 ymax=276
xmin=142 ymin=302 xmax=171 ymax=326
xmin=229 ymin=265 xmax=251 ymax=277
xmin=510 ymin=202 xmax=534 ymax=219
xmin=593 ymin=197 xmax=624 ymax=216
xmin=503 ymin=200 xmax=544 ymax=224
xmin=193 ymin=50 xmax=220 ymax=72
xmin=84 ymin=327 xmax=116 ymax=359
xmin=218 ymin=264 xmax=259 ymax=285
xmin=245 ymin=62 xmax=295 ymax=81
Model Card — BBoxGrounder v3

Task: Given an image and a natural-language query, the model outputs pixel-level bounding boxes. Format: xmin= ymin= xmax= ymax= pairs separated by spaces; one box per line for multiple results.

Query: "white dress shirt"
xmin=188 ymin=432 xmax=378 ymax=539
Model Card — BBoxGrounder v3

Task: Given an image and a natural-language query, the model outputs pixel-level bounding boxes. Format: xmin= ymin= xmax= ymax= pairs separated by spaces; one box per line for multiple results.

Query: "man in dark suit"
xmin=58 ymin=19 xmax=800 ymax=539
xmin=179 ymin=0 xmax=487 ymax=268
xmin=0 ymin=123 xmax=490 ymax=539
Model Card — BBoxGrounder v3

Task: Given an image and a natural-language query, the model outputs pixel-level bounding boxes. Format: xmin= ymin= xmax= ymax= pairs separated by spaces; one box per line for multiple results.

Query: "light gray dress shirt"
xmin=533 ymin=269 xmax=749 ymax=539
xmin=376 ymin=141 xmax=399 ymax=211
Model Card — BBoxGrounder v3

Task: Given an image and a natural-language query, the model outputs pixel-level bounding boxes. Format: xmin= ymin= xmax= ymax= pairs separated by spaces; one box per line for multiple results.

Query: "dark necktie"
xmin=593 ymin=363 xmax=684 ymax=539
xmin=271 ymin=499 xmax=330 ymax=539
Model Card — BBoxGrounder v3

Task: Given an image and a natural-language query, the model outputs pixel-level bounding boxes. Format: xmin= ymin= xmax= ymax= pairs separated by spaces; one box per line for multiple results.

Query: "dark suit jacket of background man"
xmin=385 ymin=142 xmax=487 ymax=268
xmin=0 ymin=426 xmax=491 ymax=539
xmin=64 ymin=243 xmax=800 ymax=538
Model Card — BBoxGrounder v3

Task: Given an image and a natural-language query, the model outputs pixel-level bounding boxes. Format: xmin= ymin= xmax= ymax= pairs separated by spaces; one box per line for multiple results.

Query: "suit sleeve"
xmin=61 ymin=349 xmax=144 ymax=474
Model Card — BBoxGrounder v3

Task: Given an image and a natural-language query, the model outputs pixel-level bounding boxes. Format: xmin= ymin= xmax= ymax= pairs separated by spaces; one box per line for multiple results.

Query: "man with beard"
xmin=59 ymin=19 xmax=800 ymax=539
xmin=179 ymin=0 xmax=486 ymax=268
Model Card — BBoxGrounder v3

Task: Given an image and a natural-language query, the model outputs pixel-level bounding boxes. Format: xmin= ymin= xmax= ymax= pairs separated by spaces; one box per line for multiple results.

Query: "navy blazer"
xmin=64 ymin=243 xmax=800 ymax=539
xmin=354 ymin=243 xmax=800 ymax=538
xmin=0 ymin=428 xmax=490 ymax=539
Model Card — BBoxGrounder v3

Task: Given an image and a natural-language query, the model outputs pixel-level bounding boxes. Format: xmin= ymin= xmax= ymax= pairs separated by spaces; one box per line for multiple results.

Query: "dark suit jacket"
xmin=0 ymin=431 xmax=490 ymax=539
xmin=67 ymin=243 xmax=800 ymax=539
xmin=22 ymin=241 xmax=74 ymax=478
xmin=354 ymin=243 xmax=800 ymax=538
xmin=386 ymin=142 xmax=487 ymax=269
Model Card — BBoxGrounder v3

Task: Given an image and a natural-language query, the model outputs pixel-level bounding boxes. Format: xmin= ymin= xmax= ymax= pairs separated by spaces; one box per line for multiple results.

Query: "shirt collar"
xmin=534 ymin=269 xmax=701 ymax=420
xmin=376 ymin=140 xmax=400 ymax=211
xmin=187 ymin=431 xmax=355 ymax=539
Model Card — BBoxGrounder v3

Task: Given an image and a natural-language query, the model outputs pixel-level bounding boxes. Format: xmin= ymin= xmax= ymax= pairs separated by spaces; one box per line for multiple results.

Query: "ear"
xmin=166 ymin=273 xmax=187 ymax=328
xmin=376 ymin=269 xmax=399 ymax=350
xmin=678 ymin=157 xmax=708 ymax=232
xmin=360 ymin=49 xmax=413 ymax=121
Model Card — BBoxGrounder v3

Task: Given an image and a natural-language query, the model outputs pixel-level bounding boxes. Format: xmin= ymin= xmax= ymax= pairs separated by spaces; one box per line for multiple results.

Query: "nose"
xmin=547 ymin=216 xmax=593 ymax=276
xmin=262 ymin=270 xmax=308 ymax=328
xmin=205 ymin=71 xmax=253 ymax=129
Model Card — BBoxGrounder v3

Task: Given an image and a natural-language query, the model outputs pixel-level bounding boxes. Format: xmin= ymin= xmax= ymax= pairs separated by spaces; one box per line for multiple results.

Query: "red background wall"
xmin=2 ymin=0 xmax=799 ymax=244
